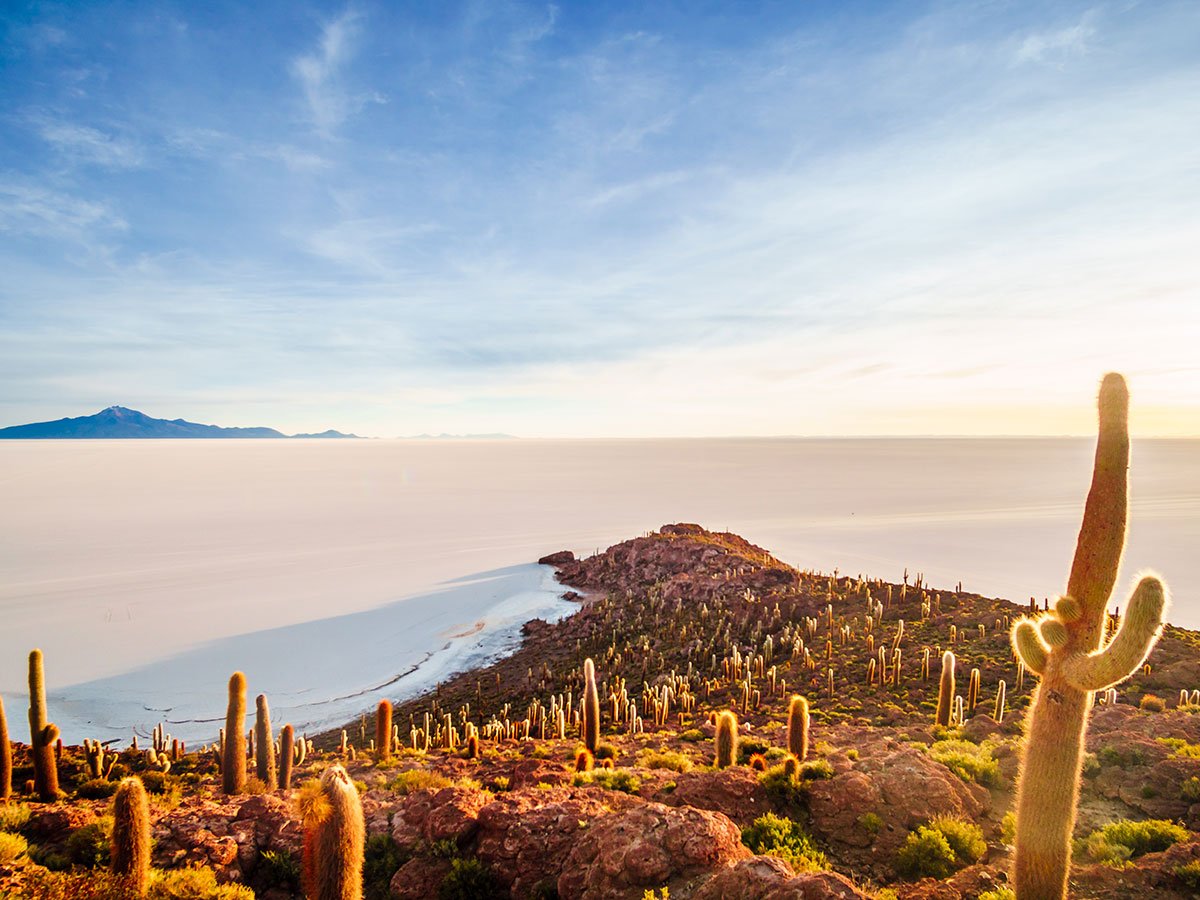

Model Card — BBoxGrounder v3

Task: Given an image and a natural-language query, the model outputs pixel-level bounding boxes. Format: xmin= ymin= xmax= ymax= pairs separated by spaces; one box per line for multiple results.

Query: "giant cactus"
xmin=0 ymin=694 xmax=11 ymax=801
xmin=1010 ymin=374 xmax=1168 ymax=900
xmin=254 ymin=694 xmax=276 ymax=787
xmin=28 ymin=649 xmax=59 ymax=801
xmin=222 ymin=672 xmax=247 ymax=795
xmin=111 ymin=776 xmax=151 ymax=896
xmin=301 ymin=764 xmax=365 ymax=900
xmin=582 ymin=658 xmax=600 ymax=755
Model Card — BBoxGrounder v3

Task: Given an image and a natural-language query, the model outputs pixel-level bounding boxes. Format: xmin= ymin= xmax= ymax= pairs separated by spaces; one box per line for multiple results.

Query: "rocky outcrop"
xmin=662 ymin=767 xmax=774 ymax=825
xmin=557 ymin=802 xmax=749 ymax=899
xmin=693 ymin=855 xmax=869 ymax=899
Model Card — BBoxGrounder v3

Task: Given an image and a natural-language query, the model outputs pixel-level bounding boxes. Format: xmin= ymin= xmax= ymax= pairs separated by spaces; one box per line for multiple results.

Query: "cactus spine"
xmin=786 ymin=695 xmax=809 ymax=761
xmin=0 ymin=695 xmax=10 ymax=802
xmin=935 ymin=651 xmax=955 ymax=727
xmin=255 ymin=694 xmax=276 ymax=787
xmin=302 ymin=764 xmax=365 ymax=900
xmin=583 ymin=658 xmax=600 ymax=755
xmin=28 ymin=649 xmax=59 ymax=800
xmin=715 ymin=710 xmax=737 ymax=769
xmin=222 ymin=672 xmax=247 ymax=795
xmin=279 ymin=724 xmax=295 ymax=790
xmin=375 ymin=700 xmax=393 ymax=763
xmin=1010 ymin=374 xmax=1168 ymax=900
xmin=111 ymin=776 xmax=151 ymax=896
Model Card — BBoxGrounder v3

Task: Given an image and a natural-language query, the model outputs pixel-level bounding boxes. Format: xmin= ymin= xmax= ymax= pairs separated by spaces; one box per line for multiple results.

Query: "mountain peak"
xmin=0 ymin=408 xmax=359 ymax=440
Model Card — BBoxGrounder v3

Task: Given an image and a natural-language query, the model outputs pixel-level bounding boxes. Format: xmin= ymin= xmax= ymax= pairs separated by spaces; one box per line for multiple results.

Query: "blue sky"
xmin=1 ymin=0 xmax=1197 ymax=436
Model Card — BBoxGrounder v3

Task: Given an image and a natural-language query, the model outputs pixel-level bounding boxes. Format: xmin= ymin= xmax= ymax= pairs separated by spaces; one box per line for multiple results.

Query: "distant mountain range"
xmin=0 ymin=406 xmax=362 ymax=439
xmin=399 ymin=433 xmax=517 ymax=440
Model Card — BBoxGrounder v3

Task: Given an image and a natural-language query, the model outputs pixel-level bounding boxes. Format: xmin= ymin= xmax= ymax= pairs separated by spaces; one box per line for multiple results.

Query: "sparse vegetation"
xmin=741 ymin=813 xmax=828 ymax=873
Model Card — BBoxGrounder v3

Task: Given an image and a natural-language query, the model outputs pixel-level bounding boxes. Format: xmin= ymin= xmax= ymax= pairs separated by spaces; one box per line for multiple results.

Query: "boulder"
xmin=693 ymin=855 xmax=868 ymax=899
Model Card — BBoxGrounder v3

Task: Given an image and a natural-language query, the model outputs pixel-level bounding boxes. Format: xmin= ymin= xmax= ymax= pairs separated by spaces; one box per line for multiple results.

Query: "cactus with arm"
xmin=1010 ymin=374 xmax=1168 ymax=900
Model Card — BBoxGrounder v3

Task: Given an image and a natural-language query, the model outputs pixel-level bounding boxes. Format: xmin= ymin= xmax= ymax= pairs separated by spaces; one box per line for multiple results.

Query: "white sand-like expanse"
xmin=1 ymin=437 xmax=1196 ymax=744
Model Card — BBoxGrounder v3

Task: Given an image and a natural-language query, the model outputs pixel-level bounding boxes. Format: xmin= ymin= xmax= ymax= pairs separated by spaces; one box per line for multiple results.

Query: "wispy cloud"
xmin=1014 ymin=15 xmax=1096 ymax=65
xmin=35 ymin=120 xmax=143 ymax=168
xmin=291 ymin=9 xmax=381 ymax=135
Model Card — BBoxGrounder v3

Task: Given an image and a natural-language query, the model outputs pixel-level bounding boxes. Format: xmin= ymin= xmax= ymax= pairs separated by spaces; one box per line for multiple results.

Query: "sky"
xmin=0 ymin=0 xmax=1197 ymax=438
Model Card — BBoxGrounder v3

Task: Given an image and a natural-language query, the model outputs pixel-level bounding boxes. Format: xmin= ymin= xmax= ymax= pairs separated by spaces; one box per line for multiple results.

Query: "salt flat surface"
xmin=1 ymin=437 xmax=1196 ymax=743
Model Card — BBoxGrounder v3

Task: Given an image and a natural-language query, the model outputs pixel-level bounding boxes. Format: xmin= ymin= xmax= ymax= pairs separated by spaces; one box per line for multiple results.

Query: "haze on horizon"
xmin=1 ymin=1 xmax=1197 ymax=439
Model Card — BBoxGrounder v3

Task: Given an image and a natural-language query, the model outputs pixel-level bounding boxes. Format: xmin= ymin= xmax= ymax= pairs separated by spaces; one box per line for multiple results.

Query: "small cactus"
xmin=574 ymin=748 xmax=594 ymax=772
xmin=994 ymin=681 xmax=1007 ymax=723
xmin=111 ymin=776 xmax=151 ymax=896
xmin=715 ymin=710 xmax=738 ymax=769
xmin=375 ymin=700 xmax=392 ymax=763
xmin=28 ymin=649 xmax=59 ymax=800
xmin=0 ymin=694 xmax=10 ymax=801
xmin=936 ymin=651 xmax=955 ymax=727
xmin=583 ymin=658 xmax=600 ymax=755
xmin=968 ymin=668 xmax=981 ymax=713
xmin=255 ymin=694 xmax=276 ymax=788
xmin=300 ymin=764 xmax=365 ymax=900
xmin=222 ymin=672 xmax=247 ymax=795
xmin=786 ymin=695 xmax=809 ymax=762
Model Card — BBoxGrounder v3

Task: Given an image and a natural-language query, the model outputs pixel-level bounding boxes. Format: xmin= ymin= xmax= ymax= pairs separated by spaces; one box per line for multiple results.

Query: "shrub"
xmin=594 ymin=743 xmax=617 ymax=761
xmin=738 ymin=738 xmax=769 ymax=763
xmin=0 ymin=831 xmax=28 ymax=865
xmin=588 ymin=769 xmax=640 ymax=794
xmin=1077 ymin=818 xmax=1188 ymax=864
xmin=1175 ymin=860 xmax=1200 ymax=890
xmin=857 ymin=812 xmax=882 ymax=837
xmin=389 ymin=770 xmax=453 ymax=795
xmin=140 ymin=771 xmax=169 ymax=794
xmin=364 ymin=832 xmax=405 ymax=900
xmin=151 ymin=866 xmax=256 ymax=898
xmin=65 ymin=818 xmax=112 ymax=868
xmin=1000 ymin=812 xmax=1016 ymax=845
xmin=258 ymin=848 xmax=301 ymax=893
xmin=895 ymin=828 xmax=956 ymax=880
xmin=927 ymin=815 xmax=985 ymax=865
xmin=439 ymin=856 xmax=499 ymax=899
xmin=1181 ymin=777 xmax=1200 ymax=802
xmin=799 ymin=759 xmax=834 ymax=781
xmin=741 ymin=813 xmax=827 ymax=873
xmin=1140 ymin=694 xmax=1166 ymax=712
xmin=1081 ymin=753 xmax=1101 ymax=778
xmin=680 ymin=729 xmax=705 ymax=743
xmin=75 ymin=778 xmax=119 ymax=800
xmin=758 ymin=764 xmax=805 ymax=807
xmin=1158 ymin=737 xmax=1200 ymax=759
xmin=928 ymin=740 xmax=1000 ymax=787
xmin=978 ymin=890 xmax=1016 ymax=900
xmin=637 ymin=750 xmax=692 ymax=773
xmin=0 ymin=803 xmax=30 ymax=832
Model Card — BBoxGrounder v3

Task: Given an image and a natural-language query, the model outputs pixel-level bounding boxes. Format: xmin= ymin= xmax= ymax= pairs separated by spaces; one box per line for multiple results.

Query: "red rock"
xmin=390 ymin=856 xmax=452 ymax=900
xmin=662 ymin=767 xmax=773 ymax=825
xmin=539 ymin=550 xmax=576 ymax=566
xmin=557 ymin=801 xmax=749 ymax=899
xmin=693 ymin=856 xmax=869 ymax=899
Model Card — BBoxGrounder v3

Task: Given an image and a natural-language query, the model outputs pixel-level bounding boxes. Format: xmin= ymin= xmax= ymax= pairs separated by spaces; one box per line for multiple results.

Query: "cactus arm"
xmin=1066 ymin=374 xmax=1129 ymax=639
xmin=1012 ymin=620 xmax=1048 ymax=676
xmin=1061 ymin=576 xmax=1167 ymax=692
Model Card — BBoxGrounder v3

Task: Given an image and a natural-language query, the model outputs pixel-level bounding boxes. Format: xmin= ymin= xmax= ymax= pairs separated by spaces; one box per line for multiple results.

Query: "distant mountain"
xmin=0 ymin=407 xmax=361 ymax=439
xmin=291 ymin=429 xmax=362 ymax=439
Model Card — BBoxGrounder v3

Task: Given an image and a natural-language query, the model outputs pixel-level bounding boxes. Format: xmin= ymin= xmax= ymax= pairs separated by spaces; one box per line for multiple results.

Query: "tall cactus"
xmin=279 ymin=724 xmax=295 ymax=790
xmin=111 ymin=776 xmax=151 ymax=896
xmin=301 ymin=764 xmax=365 ymax=900
xmin=583 ymin=658 xmax=600 ymax=755
xmin=255 ymin=694 xmax=276 ymax=787
xmin=27 ymin=649 xmax=59 ymax=801
xmin=0 ymin=695 xmax=10 ymax=801
xmin=375 ymin=700 xmax=392 ymax=763
xmin=935 ymin=651 xmax=955 ymax=727
xmin=222 ymin=672 xmax=247 ymax=795
xmin=786 ymin=695 xmax=809 ymax=761
xmin=1010 ymin=374 xmax=1168 ymax=900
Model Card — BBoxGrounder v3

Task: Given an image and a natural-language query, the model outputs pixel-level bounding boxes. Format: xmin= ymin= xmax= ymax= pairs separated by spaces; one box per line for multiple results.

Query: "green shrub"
xmin=0 ymin=803 xmax=31 ymax=832
xmin=737 ymin=738 xmax=770 ymax=763
xmin=439 ymin=856 xmax=499 ymax=899
xmin=895 ymin=827 xmax=956 ymax=880
xmin=1140 ymin=694 xmax=1165 ymax=712
xmin=140 ymin=771 xmax=169 ymax=794
xmin=1000 ymin=812 xmax=1016 ymax=845
xmin=65 ymin=818 xmax=112 ymax=868
xmin=636 ymin=750 xmax=692 ymax=773
xmin=364 ymin=833 xmax=406 ymax=900
xmin=1081 ymin=753 xmax=1101 ymax=778
xmin=389 ymin=769 xmax=454 ymax=795
xmin=1181 ymin=777 xmax=1200 ymax=802
xmin=741 ymin=813 xmax=827 ymax=873
xmin=978 ymin=889 xmax=1015 ymax=900
xmin=895 ymin=817 xmax=984 ymax=881
xmin=857 ymin=812 xmax=882 ymax=837
xmin=758 ymin=765 xmax=805 ymax=807
xmin=151 ymin=866 xmax=256 ymax=898
xmin=1158 ymin=737 xmax=1200 ymax=759
xmin=594 ymin=743 xmax=617 ymax=761
xmin=799 ymin=759 xmax=834 ymax=781
xmin=680 ymin=729 xmax=705 ymax=743
xmin=0 ymin=831 xmax=28 ymax=865
xmin=75 ymin=778 xmax=119 ymax=800
xmin=587 ymin=769 xmax=640 ymax=794
xmin=17 ymin=870 xmax=140 ymax=899
xmin=928 ymin=740 xmax=1001 ymax=787
xmin=1175 ymin=860 xmax=1200 ymax=890
xmin=1077 ymin=818 xmax=1188 ymax=864
xmin=258 ymin=848 xmax=301 ymax=893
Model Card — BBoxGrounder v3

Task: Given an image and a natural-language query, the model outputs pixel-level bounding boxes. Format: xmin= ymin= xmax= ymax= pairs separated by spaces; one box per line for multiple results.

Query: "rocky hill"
xmin=2 ymin=524 xmax=1200 ymax=899
xmin=0 ymin=406 xmax=360 ymax=439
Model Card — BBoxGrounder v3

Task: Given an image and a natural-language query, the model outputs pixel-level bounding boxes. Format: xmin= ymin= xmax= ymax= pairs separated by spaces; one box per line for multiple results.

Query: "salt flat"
xmin=1 ymin=437 xmax=1196 ymax=743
